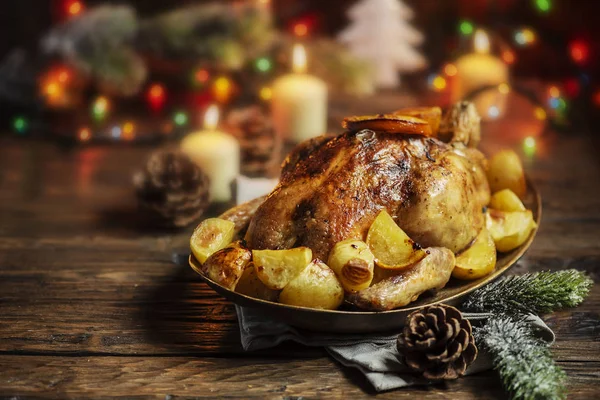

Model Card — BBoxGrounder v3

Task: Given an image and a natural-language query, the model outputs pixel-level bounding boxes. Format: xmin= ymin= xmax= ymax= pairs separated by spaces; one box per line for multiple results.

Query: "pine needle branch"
xmin=462 ymin=269 xmax=592 ymax=315
xmin=476 ymin=315 xmax=566 ymax=400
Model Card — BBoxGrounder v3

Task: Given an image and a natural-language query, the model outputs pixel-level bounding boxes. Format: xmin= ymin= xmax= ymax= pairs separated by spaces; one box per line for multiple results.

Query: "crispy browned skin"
xmin=245 ymin=130 xmax=489 ymax=260
xmin=348 ymin=247 xmax=455 ymax=311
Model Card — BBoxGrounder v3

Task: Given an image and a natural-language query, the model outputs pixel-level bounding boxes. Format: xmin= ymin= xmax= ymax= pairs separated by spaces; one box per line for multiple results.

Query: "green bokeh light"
xmin=255 ymin=57 xmax=272 ymax=73
xmin=174 ymin=111 xmax=188 ymax=126
xmin=523 ymin=136 xmax=536 ymax=157
xmin=92 ymin=97 xmax=109 ymax=121
xmin=535 ymin=0 xmax=551 ymax=12
xmin=13 ymin=116 xmax=27 ymax=133
xmin=459 ymin=20 xmax=474 ymax=35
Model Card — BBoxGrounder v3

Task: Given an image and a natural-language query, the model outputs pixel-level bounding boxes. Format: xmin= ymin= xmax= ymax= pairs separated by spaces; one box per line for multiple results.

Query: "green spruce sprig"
xmin=462 ymin=269 xmax=592 ymax=315
xmin=476 ymin=315 xmax=566 ymax=400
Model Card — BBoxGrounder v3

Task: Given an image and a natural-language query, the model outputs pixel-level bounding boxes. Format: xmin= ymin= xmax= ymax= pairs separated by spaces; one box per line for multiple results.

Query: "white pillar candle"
xmin=452 ymin=30 xmax=509 ymax=121
xmin=272 ymin=44 xmax=328 ymax=143
xmin=181 ymin=105 xmax=240 ymax=202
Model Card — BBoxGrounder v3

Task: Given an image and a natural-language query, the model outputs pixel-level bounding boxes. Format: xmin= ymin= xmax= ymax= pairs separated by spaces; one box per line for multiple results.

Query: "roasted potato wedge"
xmin=342 ymin=114 xmax=433 ymax=136
xmin=252 ymin=247 xmax=312 ymax=290
xmin=393 ymin=106 xmax=442 ymax=135
xmin=366 ymin=210 xmax=427 ymax=269
xmin=348 ymin=247 xmax=455 ymax=311
xmin=190 ymin=218 xmax=236 ymax=264
xmin=202 ymin=241 xmax=252 ymax=290
xmin=486 ymin=209 xmax=537 ymax=252
xmin=486 ymin=150 xmax=527 ymax=198
xmin=452 ymin=229 xmax=497 ymax=280
xmin=235 ymin=262 xmax=280 ymax=302
xmin=328 ymin=239 xmax=375 ymax=292
xmin=279 ymin=259 xmax=344 ymax=310
xmin=371 ymin=265 xmax=401 ymax=285
xmin=489 ymin=189 xmax=526 ymax=212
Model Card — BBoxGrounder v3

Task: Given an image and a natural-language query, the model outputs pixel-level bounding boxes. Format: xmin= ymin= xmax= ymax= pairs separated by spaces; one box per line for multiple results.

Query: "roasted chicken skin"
xmin=349 ymin=247 xmax=455 ymax=311
xmin=245 ymin=130 xmax=490 ymax=260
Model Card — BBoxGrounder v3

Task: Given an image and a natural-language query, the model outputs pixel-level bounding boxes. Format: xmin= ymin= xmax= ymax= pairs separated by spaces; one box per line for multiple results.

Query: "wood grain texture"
xmin=1 ymin=105 xmax=599 ymax=398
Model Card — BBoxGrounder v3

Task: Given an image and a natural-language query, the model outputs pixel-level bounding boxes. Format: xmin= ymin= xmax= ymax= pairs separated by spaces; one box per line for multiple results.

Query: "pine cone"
xmin=134 ymin=150 xmax=210 ymax=228
xmin=397 ymin=304 xmax=478 ymax=380
xmin=225 ymin=106 xmax=281 ymax=178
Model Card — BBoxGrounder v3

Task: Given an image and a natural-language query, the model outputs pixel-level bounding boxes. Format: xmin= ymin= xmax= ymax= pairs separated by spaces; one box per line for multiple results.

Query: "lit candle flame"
xmin=474 ymin=30 xmax=490 ymax=54
xmin=204 ymin=105 xmax=219 ymax=130
xmin=292 ymin=44 xmax=307 ymax=74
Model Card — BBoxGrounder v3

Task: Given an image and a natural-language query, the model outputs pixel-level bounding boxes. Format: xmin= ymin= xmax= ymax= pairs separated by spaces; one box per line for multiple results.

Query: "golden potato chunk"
xmin=252 ymin=247 xmax=312 ymax=290
xmin=202 ymin=241 xmax=252 ymax=290
xmin=235 ymin=262 xmax=280 ymax=302
xmin=489 ymin=189 xmax=526 ymax=212
xmin=342 ymin=114 xmax=433 ymax=136
xmin=366 ymin=210 xmax=427 ymax=269
xmin=486 ymin=209 xmax=537 ymax=252
xmin=393 ymin=106 xmax=442 ymax=135
xmin=328 ymin=239 xmax=375 ymax=292
xmin=486 ymin=150 xmax=527 ymax=198
xmin=279 ymin=260 xmax=344 ymax=310
xmin=190 ymin=218 xmax=236 ymax=264
xmin=452 ymin=229 xmax=497 ymax=280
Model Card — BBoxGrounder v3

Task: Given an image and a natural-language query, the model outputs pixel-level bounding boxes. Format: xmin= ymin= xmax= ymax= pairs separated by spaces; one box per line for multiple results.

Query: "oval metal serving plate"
xmin=189 ymin=179 xmax=541 ymax=333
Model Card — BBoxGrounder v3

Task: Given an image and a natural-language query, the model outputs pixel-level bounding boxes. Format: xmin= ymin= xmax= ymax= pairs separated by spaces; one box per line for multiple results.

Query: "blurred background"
xmin=1 ymin=0 xmax=599 ymax=223
xmin=1 ymin=0 xmax=597 ymax=140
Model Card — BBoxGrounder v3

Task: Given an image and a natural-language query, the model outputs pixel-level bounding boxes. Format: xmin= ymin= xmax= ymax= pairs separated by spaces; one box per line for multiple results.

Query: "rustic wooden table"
xmin=1 ymin=104 xmax=599 ymax=398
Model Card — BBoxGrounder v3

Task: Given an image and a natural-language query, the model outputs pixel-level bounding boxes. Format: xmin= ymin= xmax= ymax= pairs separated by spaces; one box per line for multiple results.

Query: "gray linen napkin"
xmin=236 ymin=306 xmax=555 ymax=392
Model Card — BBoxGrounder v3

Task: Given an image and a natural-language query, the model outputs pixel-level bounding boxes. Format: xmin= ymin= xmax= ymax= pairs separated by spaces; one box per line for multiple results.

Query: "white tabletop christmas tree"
xmin=338 ymin=0 xmax=427 ymax=89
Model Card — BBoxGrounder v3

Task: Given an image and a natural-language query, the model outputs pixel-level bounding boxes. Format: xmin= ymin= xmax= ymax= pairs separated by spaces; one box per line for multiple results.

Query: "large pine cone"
xmin=397 ymin=304 xmax=478 ymax=380
xmin=134 ymin=150 xmax=210 ymax=228
xmin=225 ymin=106 xmax=282 ymax=178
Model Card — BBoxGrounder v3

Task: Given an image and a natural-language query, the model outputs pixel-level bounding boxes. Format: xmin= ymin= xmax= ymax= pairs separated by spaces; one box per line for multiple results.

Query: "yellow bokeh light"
xmin=548 ymin=86 xmax=560 ymax=98
xmin=259 ymin=86 xmax=272 ymax=101
xmin=534 ymin=107 xmax=547 ymax=120
xmin=443 ymin=63 xmax=457 ymax=77
xmin=522 ymin=28 xmax=536 ymax=44
xmin=498 ymin=83 xmax=510 ymax=94
xmin=78 ymin=127 xmax=91 ymax=142
xmin=122 ymin=122 xmax=135 ymax=140
xmin=432 ymin=76 xmax=447 ymax=91
xmin=213 ymin=76 xmax=233 ymax=103
xmin=45 ymin=82 xmax=60 ymax=97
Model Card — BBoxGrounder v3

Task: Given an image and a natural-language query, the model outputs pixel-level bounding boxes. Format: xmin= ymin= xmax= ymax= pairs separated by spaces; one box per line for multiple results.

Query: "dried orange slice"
xmin=342 ymin=114 xmax=433 ymax=136
xmin=393 ymin=106 xmax=442 ymax=135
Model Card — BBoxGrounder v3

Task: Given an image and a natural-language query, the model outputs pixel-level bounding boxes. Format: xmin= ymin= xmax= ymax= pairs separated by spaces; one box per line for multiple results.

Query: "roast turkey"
xmin=245 ymin=105 xmax=490 ymax=261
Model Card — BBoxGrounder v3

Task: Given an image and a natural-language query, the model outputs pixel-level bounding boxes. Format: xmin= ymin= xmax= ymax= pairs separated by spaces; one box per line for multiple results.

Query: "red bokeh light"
xmin=147 ymin=83 xmax=166 ymax=111
xmin=502 ymin=50 xmax=516 ymax=64
xmin=564 ymin=78 xmax=580 ymax=98
xmin=569 ymin=40 xmax=589 ymax=64
xmin=67 ymin=1 xmax=83 ymax=16
xmin=293 ymin=23 xmax=308 ymax=37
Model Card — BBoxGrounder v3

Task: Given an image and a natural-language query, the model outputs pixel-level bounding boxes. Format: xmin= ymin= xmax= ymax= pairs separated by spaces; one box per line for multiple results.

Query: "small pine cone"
xmin=397 ymin=304 xmax=478 ymax=380
xmin=225 ymin=106 xmax=282 ymax=177
xmin=133 ymin=150 xmax=210 ymax=228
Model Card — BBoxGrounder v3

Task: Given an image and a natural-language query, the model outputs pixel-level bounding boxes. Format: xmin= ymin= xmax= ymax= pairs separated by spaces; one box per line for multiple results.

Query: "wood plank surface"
xmin=1 ymin=113 xmax=599 ymax=398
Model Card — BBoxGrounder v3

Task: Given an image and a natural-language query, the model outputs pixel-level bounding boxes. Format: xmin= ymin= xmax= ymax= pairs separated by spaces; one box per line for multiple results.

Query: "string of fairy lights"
xmin=9 ymin=0 xmax=598 ymax=152
xmin=10 ymin=0 xmax=285 ymax=144
xmin=426 ymin=0 xmax=595 ymax=157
